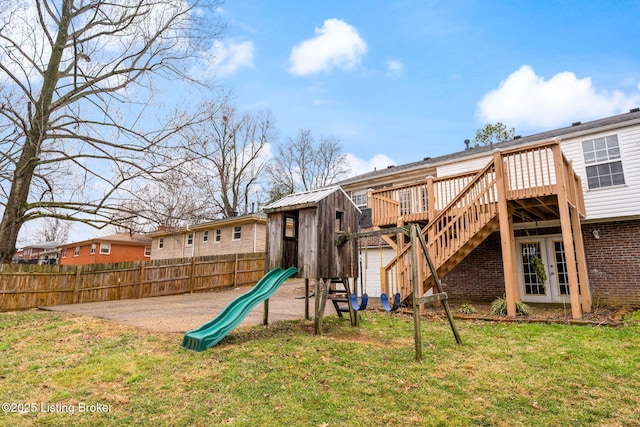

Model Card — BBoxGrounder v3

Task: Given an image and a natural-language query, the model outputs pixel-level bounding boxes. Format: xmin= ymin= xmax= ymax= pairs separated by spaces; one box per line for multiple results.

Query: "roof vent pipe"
xmin=630 ymin=107 xmax=640 ymax=113
xmin=464 ymin=139 xmax=471 ymax=150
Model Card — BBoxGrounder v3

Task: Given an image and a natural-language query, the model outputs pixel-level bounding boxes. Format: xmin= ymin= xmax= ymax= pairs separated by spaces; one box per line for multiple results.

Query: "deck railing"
xmin=370 ymin=141 xmax=585 ymax=227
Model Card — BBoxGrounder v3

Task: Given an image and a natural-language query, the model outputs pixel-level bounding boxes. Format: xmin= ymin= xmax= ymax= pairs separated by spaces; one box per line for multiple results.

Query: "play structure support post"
xmin=410 ymin=224 xmax=423 ymax=362
xmin=263 ymin=298 xmax=269 ymax=325
xmin=314 ymin=278 xmax=329 ymax=335
xmin=304 ymin=278 xmax=310 ymax=320
xmin=414 ymin=224 xmax=462 ymax=345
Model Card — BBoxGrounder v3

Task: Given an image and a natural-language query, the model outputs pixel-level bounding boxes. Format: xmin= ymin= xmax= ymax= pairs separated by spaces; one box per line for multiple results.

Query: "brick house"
xmin=149 ymin=214 xmax=266 ymax=260
xmin=339 ymin=109 xmax=640 ymax=313
xmin=59 ymin=233 xmax=152 ymax=265
xmin=12 ymin=242 xmax=62 ymax=264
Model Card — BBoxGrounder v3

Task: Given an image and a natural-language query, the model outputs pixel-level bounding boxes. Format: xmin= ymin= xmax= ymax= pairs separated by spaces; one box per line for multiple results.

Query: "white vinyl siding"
xmin=436 ymin=156 xmax=492 ymax=178
xmin=562 ymin=126 xmax=640 ymax=220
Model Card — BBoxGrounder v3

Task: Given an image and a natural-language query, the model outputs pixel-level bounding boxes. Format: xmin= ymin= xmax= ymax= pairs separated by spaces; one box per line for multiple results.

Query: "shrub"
xmin=491 ymin=297 xmax=533 ymax=316
xmin=458 ymin=303 xmax=477 ymax=315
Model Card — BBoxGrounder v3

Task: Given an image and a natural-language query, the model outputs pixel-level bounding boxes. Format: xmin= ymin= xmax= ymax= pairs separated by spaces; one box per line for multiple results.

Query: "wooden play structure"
xmin=263 ymin=186 xmax=361 ymax=332
xmin=264 ymin=186 xmax=462 ymax=361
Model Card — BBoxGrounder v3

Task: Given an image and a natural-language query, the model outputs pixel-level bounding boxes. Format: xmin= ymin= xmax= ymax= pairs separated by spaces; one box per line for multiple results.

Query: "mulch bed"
xmin=396 ymin=302 xmax=635 ymax=327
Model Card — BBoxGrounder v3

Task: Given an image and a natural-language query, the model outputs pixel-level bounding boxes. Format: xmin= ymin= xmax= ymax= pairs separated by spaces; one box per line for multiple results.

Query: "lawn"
xmin=0 ymin=309 xmax=638 ymax=426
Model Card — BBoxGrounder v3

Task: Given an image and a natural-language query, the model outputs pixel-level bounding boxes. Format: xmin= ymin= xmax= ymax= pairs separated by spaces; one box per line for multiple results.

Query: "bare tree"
xmin=126 ymin=166 xmax=214 ymax=230
xmin=33 ymin=217 xmax=71 ymax=243
xmin=266 ymin=129 xmax=350 ymax=200
xmin=0 ymin=0 xmax=224 ymax=262
xmin=183 ymin=101 xmax=275 ymax=218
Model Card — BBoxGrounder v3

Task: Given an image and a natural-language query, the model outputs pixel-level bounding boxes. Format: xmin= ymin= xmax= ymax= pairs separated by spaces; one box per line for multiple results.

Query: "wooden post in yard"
xmin=263 ymin=298 xmax=269 ymax=326
xmin=304 ymin=278 xmax=310 ymax=320
xmin=314 ymin=278 xmax=321 ymax=334
xmin=410 ymin=224 xmax=423 ymax=362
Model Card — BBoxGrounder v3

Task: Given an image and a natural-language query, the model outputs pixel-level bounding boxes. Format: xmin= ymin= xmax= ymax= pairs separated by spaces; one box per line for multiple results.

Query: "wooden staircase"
xmin=384 ymin=158 xmax=500 ymax=300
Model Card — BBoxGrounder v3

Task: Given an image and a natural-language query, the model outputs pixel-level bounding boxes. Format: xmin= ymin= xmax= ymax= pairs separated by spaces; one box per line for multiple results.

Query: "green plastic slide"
xmin=182 ymin=267 xmax=298 ymax=351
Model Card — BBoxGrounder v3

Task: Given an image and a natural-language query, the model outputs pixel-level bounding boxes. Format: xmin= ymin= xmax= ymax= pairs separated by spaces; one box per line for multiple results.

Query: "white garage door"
xmin=355 ymin=247 xmax=396 ymax=297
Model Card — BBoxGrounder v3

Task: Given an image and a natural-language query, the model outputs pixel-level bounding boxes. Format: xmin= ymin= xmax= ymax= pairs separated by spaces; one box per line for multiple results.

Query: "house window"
xmin=284 ymin=216 xmax=297 ymax=239
xmin=100 ymin=243 xmax=110 ymax=254
xmin=158 ymin=238 xmax=164 ymax=250
xmin=73 ymin=246 xmax=80 ymax=257
xmin=144 ymin=246 xmax=151 ymax=257
xmin=90 ymin=243 xmax=97 ymax=255
xmin=350 ymin=189 xmax=369 ymax=209
xmin=582 ymin=135 xmax=625 ymax=189
xmin=185 ymin=233 xmax=194 ymax=247
xmin=61 ymin=249 xmax=67 ymax=258
xmin=215 ymin=229 xmax=221 ymax=242
xmin=203 ymin=230 xmax=209 ymax=243
xmin=233 ymin=226 xmax=242 ymax=240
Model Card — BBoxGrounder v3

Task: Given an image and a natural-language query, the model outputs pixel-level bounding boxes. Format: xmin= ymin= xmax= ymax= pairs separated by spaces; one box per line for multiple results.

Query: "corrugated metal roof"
xmin=264 ymin=186 xmax=358 ymax=212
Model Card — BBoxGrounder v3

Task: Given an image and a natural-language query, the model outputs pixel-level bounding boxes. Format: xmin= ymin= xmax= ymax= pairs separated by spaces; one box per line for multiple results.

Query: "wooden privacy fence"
xmin=0 ymin=253 xmax=265 ymax=311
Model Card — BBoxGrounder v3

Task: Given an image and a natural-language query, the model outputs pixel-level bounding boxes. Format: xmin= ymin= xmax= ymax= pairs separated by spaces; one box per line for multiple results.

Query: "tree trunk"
xmin=0 ymin=0 xmax=71 ymax=263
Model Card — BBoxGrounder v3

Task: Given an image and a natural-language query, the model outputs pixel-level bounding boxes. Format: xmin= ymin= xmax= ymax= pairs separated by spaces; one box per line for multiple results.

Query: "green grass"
xmin=0 ymin=310 xmax=639 ymax=426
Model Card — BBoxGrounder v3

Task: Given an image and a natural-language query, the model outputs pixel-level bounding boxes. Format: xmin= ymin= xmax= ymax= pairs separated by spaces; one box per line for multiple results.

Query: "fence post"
xmin=233 ymin=253 xmax=239 ymax=287
xmin=138 ymin=262 xmax=144 ymax=299
xmin=189 ymin=256 xmax=196 ymax=294
xmin=73 ymin=266 xmax=82 ymax=304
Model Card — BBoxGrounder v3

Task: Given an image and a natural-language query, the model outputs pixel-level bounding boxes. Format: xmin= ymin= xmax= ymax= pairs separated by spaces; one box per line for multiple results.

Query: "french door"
xmin=516 ymin=236 xmax=571 ymax=303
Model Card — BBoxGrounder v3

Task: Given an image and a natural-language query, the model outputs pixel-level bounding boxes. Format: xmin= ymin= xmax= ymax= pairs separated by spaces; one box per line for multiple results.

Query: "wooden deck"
xmin=367 ymin=141 xmax=590 ymax=318
xmin=369 ymin=142 xmax=585 ymax=227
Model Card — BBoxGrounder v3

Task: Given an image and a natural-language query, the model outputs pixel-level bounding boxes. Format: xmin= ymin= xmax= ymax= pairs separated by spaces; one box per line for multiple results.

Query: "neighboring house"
xmin=12 ymin=242 xmax=62 ymax=264
xmin=59 ymin=233 xmax=152 ymax=265
xmin=149 ymin=214 xmax=267 ymax=260
xmin=36 ymin=247 xmax=61 ymax=265
xmin=339 ymin=109 xmax=640 ymax=312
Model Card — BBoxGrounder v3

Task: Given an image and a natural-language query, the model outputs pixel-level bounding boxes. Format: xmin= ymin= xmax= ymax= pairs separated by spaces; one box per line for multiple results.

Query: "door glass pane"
xmin=521 ymin=243 xmax=546 ymax=295
xmin=553 ymin=241 xmax=570 ymax=295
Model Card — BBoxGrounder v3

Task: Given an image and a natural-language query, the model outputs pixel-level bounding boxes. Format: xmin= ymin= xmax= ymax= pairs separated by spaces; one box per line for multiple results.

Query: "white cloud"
xmin=386 ymin=59 xmax=405 ymax=77
xmin=345 ymin=153 xmax=396 ymax=177
xmin=195 ymin=39 xmax=255 ymax=78
xmin=288 ymin=19 xmax=367 ymax=76
xmin=476 ymin=65 xmax=640 ymax=129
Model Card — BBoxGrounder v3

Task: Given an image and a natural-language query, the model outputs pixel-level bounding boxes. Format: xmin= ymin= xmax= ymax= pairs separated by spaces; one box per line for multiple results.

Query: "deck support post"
xmin=553 ymin=145 xmax=583 ymax=319
xmin=571 ymin=207 xmax=592 ymax=313
xmin=494 ymin=151 xmax=520 ymax=316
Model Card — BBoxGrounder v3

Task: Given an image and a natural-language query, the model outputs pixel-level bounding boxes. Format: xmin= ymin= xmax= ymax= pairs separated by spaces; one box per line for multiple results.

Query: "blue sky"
xmin=209 ymin=0 xmax=640 ymax=174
